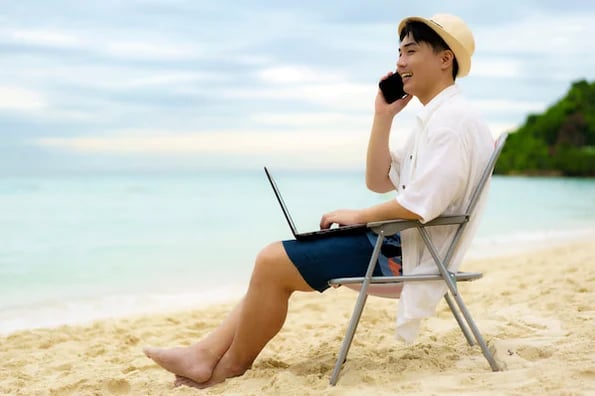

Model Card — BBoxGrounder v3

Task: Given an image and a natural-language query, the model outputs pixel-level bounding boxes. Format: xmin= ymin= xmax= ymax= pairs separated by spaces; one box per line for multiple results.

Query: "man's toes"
xmin=143 ymin=346 xmax=157 ymax=358
xmin=174 ymin=375 xmax=203 ymax=389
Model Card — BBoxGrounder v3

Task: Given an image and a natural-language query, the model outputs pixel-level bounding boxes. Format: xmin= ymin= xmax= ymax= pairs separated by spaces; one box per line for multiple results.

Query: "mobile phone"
xmin=379 ymin=73 xmax=406 ymax=103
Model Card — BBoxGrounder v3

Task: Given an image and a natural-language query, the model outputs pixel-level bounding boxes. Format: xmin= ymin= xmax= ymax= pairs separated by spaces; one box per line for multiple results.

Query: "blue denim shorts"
xmin=282 ymin=233 xmax=383 ymax=292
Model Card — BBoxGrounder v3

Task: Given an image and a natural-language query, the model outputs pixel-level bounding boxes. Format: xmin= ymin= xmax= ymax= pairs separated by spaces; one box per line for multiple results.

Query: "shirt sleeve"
xmin=396 ymin=128 xmax=468 ymax=223
xmin=388 ymin=147 xmax=403 ymax=189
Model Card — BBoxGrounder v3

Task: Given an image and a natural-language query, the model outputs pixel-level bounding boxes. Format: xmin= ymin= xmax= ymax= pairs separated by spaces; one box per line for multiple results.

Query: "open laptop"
xmin=264 ymin=167 xmax=368 ymax=241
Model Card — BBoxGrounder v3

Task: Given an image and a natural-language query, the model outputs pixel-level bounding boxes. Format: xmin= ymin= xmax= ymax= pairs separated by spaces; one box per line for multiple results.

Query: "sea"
xmin=1 ymin=170 xmax=594 ymax=334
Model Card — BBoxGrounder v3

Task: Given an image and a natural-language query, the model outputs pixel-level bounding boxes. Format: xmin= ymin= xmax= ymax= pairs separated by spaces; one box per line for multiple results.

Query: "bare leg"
xmin=193 ymin=241 xmax=313 ymax=388
xmin=145 ymin=241 xmax=313 ymax=387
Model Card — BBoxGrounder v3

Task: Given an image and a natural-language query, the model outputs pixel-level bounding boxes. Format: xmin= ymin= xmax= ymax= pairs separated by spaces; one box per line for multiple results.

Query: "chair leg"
xmin=451 ymin=292 xmax=501 ymax=371
xmin=417 ymin=228 xmax=499 ymax=371
xmin=444 ymin=293 xmax=475 ymax=346
xmin=329 ymin=288 xmax=369 ymax=385
xmin=329 ymin=232 xmax=385 ymax=386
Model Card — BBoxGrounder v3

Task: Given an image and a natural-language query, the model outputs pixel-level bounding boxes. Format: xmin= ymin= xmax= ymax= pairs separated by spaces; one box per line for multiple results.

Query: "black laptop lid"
xmin=264 ymin=167 xmax=299 ymax=237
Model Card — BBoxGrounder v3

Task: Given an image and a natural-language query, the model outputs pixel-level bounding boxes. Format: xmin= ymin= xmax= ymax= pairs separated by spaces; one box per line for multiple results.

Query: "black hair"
xmin=399 ymin=21 xmax=459 ymax=80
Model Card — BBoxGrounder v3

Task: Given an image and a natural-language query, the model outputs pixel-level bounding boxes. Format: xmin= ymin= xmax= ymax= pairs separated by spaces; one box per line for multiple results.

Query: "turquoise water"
xmin=1 ymin=171 xmax=594 ymax=333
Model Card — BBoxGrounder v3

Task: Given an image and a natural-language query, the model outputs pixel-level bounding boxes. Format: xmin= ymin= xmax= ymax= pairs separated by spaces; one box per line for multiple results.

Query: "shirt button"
xmin=409 ymin=155 xmax=413 ymax=159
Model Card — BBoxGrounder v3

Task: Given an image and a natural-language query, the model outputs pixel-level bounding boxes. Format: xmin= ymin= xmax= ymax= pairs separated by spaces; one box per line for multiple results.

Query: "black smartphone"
xmin=379 ymin=73 xmax=405 ymax=103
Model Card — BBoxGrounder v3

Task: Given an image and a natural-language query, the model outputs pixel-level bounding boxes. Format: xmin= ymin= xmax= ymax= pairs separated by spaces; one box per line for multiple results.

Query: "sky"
xmin=1 ymin=0 xmax=594 ymax=174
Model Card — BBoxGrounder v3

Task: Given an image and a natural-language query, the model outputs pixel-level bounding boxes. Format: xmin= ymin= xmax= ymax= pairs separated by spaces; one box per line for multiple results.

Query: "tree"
xmin=495 ymin=80 xmax=595 ymax=177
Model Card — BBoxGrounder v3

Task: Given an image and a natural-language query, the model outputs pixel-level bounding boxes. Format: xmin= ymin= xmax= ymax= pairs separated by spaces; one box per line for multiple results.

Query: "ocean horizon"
xmin=1 ymin=170 xmax=594 ymax=334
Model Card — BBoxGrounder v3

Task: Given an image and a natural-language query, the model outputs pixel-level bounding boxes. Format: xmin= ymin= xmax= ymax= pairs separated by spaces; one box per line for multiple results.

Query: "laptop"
xmin=264 ymin=167 xmax=368 ymax=241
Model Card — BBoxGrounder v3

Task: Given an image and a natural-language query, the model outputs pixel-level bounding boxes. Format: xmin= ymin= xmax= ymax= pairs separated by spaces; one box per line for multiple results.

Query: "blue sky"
xmin=2 ymin=0 xmax=594 ymax=174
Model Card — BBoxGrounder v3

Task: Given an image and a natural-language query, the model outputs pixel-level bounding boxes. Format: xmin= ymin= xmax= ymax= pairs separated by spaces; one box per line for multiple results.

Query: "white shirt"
xmin=388 ymin=84 xmax=494 ymax=343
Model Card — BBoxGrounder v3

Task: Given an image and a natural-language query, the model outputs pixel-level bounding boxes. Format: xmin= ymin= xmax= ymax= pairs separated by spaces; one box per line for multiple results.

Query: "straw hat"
xmin=398 ymin=14 xmax=475 ymax=77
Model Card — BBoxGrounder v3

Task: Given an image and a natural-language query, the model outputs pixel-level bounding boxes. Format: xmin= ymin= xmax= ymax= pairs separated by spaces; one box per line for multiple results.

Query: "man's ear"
xmin=440 ymin=50 xmax=455 ymax=71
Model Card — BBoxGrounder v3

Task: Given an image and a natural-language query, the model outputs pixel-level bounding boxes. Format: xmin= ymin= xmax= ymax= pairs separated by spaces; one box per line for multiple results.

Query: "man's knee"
xmin=251 ymin=242 xmax=307 ymax=292
xmin=252 ymin=242 xmax=285 ymax=282
xmin=255 ymin=242 xmax=283 ymax=265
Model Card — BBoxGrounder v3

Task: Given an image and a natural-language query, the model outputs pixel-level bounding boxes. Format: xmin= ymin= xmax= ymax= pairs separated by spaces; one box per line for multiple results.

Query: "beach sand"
xmin=2 ymin=240 xmax=594 ymax=395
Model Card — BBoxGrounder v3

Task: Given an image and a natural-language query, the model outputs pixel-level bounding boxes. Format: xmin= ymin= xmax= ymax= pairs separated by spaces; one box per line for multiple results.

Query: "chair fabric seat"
xmin=331 ymin=272 xmax=482 ymax=299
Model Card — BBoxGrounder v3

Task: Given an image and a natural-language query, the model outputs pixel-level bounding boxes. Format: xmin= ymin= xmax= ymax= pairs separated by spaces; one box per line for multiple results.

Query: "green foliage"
xmin=495 ymin=80 xmax=595 ymax=177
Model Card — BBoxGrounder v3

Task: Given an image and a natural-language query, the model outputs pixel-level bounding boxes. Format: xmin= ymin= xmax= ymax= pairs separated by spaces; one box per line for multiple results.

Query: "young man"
xmin=144 ymin=13 xmax=493 ymax=389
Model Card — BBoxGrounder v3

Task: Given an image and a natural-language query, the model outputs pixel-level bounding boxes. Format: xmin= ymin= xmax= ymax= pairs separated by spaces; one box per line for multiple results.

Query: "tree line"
xmin=494 ymin=80 xmax=595 ymax=177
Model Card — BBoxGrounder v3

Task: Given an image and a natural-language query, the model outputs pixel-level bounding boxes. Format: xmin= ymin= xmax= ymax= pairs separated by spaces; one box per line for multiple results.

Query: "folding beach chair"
xmin=328 ymin=133 xmax=508 ymax=385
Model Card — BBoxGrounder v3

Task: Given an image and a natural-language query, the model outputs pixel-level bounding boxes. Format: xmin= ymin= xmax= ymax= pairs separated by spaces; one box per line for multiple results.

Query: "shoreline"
xmin=0 ymin=285 xmax=247 ymax=336
xmin=2 ymin=239 xmax=594 ymax=395
xmin=1 ymin=228 xmax=594 ymax=336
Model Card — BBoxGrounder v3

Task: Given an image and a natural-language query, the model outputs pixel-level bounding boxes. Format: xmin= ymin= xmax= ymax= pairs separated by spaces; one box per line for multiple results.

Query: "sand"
xmin=1 ymin=240 xmax=594 ymax=395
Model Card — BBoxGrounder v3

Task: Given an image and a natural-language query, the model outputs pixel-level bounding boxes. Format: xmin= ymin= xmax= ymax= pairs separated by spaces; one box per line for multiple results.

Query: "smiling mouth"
xmin=400 ymin=72 xmax=413 ymax=79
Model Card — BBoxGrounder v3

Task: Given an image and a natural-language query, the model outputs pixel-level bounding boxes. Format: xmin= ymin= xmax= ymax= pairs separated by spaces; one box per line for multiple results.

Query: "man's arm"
xmin=320 ymin=199 xmax=420 ymax=229
xmin=365 ymin=114 xmax=395 ymax=193
xmin=366 ymin=80 xmax=413 ymax=193
xmin=361 ymin=199 xmax=421 ymax=222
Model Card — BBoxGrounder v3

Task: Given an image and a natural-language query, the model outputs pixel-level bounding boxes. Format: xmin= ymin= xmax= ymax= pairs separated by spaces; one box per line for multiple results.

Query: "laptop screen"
xmin=264 ymin=167 xmax=299 ymax=236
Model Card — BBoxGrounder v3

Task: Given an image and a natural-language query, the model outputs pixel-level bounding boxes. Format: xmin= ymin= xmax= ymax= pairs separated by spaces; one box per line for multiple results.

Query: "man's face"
xmin=397 ymin=33 xmax=445 ymax=103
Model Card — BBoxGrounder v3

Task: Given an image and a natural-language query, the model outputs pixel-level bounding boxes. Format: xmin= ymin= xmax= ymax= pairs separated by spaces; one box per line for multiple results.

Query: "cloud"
xmin=103 ymin=40 xmax=202 ymax=60
xmin=471 ymin=58 xmax=522 ymax=78
xmin=257 ymin=65 xmax=345 ymax=84
xmin=470 ymin=11 xmax=595 ymax=85
xmin=231 ymin=82 xmax=373 ymax=111
xmin=473 ymin=99 xmax=546 ymax=114
xmin=31 ymin=128 xmax=369 ymax=170
xmin=0 ymin=86 xmax=46 ymax=111
xmin=249 ymin=112 xmax=369 ymax=129
xmin=5 ymin=28 xmax=82 ymax=48
xmin=229 ymin=64 xmax=375 ymax=111
xmin=34 ymin=128 xmax=366 ymax=154
xmin=475 ymin=11 xmax=595 ymax=55
xmin=1 ymin=26 xmax=203 ymax=61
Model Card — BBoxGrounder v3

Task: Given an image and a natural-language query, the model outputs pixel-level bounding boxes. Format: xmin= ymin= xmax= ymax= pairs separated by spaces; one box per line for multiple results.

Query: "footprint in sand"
xmin=103 ymin=378 xmax=131 ymax=395
xmin=515 ymin=345 xmax=553 ymax=361
xmin=489 ymin=339 xmax=553 ymax=370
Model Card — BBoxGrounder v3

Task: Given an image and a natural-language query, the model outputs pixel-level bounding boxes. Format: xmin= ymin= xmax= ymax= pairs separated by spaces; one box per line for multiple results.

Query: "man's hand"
xmin=320 ymin=200 xmax=421 ymax=230
xmin=375 ymin=72 xmax=413 ymax=116
xmin=319 ymin=209 xmax=364 ymax=230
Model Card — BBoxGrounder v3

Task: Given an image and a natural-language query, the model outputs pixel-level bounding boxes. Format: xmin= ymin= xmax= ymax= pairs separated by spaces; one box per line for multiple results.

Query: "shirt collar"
xmin=416 ymin=84 xmax=461 ymax=124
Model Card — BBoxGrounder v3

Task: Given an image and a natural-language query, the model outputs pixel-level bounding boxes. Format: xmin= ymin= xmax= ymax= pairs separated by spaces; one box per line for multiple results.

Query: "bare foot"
xmin=173 ymin=354 xmax=250 ymax=389
xmin=174 ymin=375 xmax=201 ymax=388
xmin=143 ymin=344 xmax=219 ymax=383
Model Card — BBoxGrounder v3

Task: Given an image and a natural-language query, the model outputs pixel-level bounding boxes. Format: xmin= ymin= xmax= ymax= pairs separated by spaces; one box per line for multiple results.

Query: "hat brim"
xmin=398 ymin=16 xmax=471 ymax=77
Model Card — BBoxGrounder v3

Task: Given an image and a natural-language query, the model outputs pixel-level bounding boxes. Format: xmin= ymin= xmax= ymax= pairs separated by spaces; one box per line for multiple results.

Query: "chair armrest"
xmin=366 ymin=214 xmax=469 ymax=235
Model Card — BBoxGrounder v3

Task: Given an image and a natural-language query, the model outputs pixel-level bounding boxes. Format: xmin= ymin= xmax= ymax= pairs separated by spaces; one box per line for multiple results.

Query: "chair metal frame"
xmin=328 ymin=133 xmax=508 ymax=385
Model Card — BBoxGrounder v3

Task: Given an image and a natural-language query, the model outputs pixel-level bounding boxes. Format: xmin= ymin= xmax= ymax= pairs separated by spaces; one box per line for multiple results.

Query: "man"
xmin=144 ymin=13 xmax=493 ymax=389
